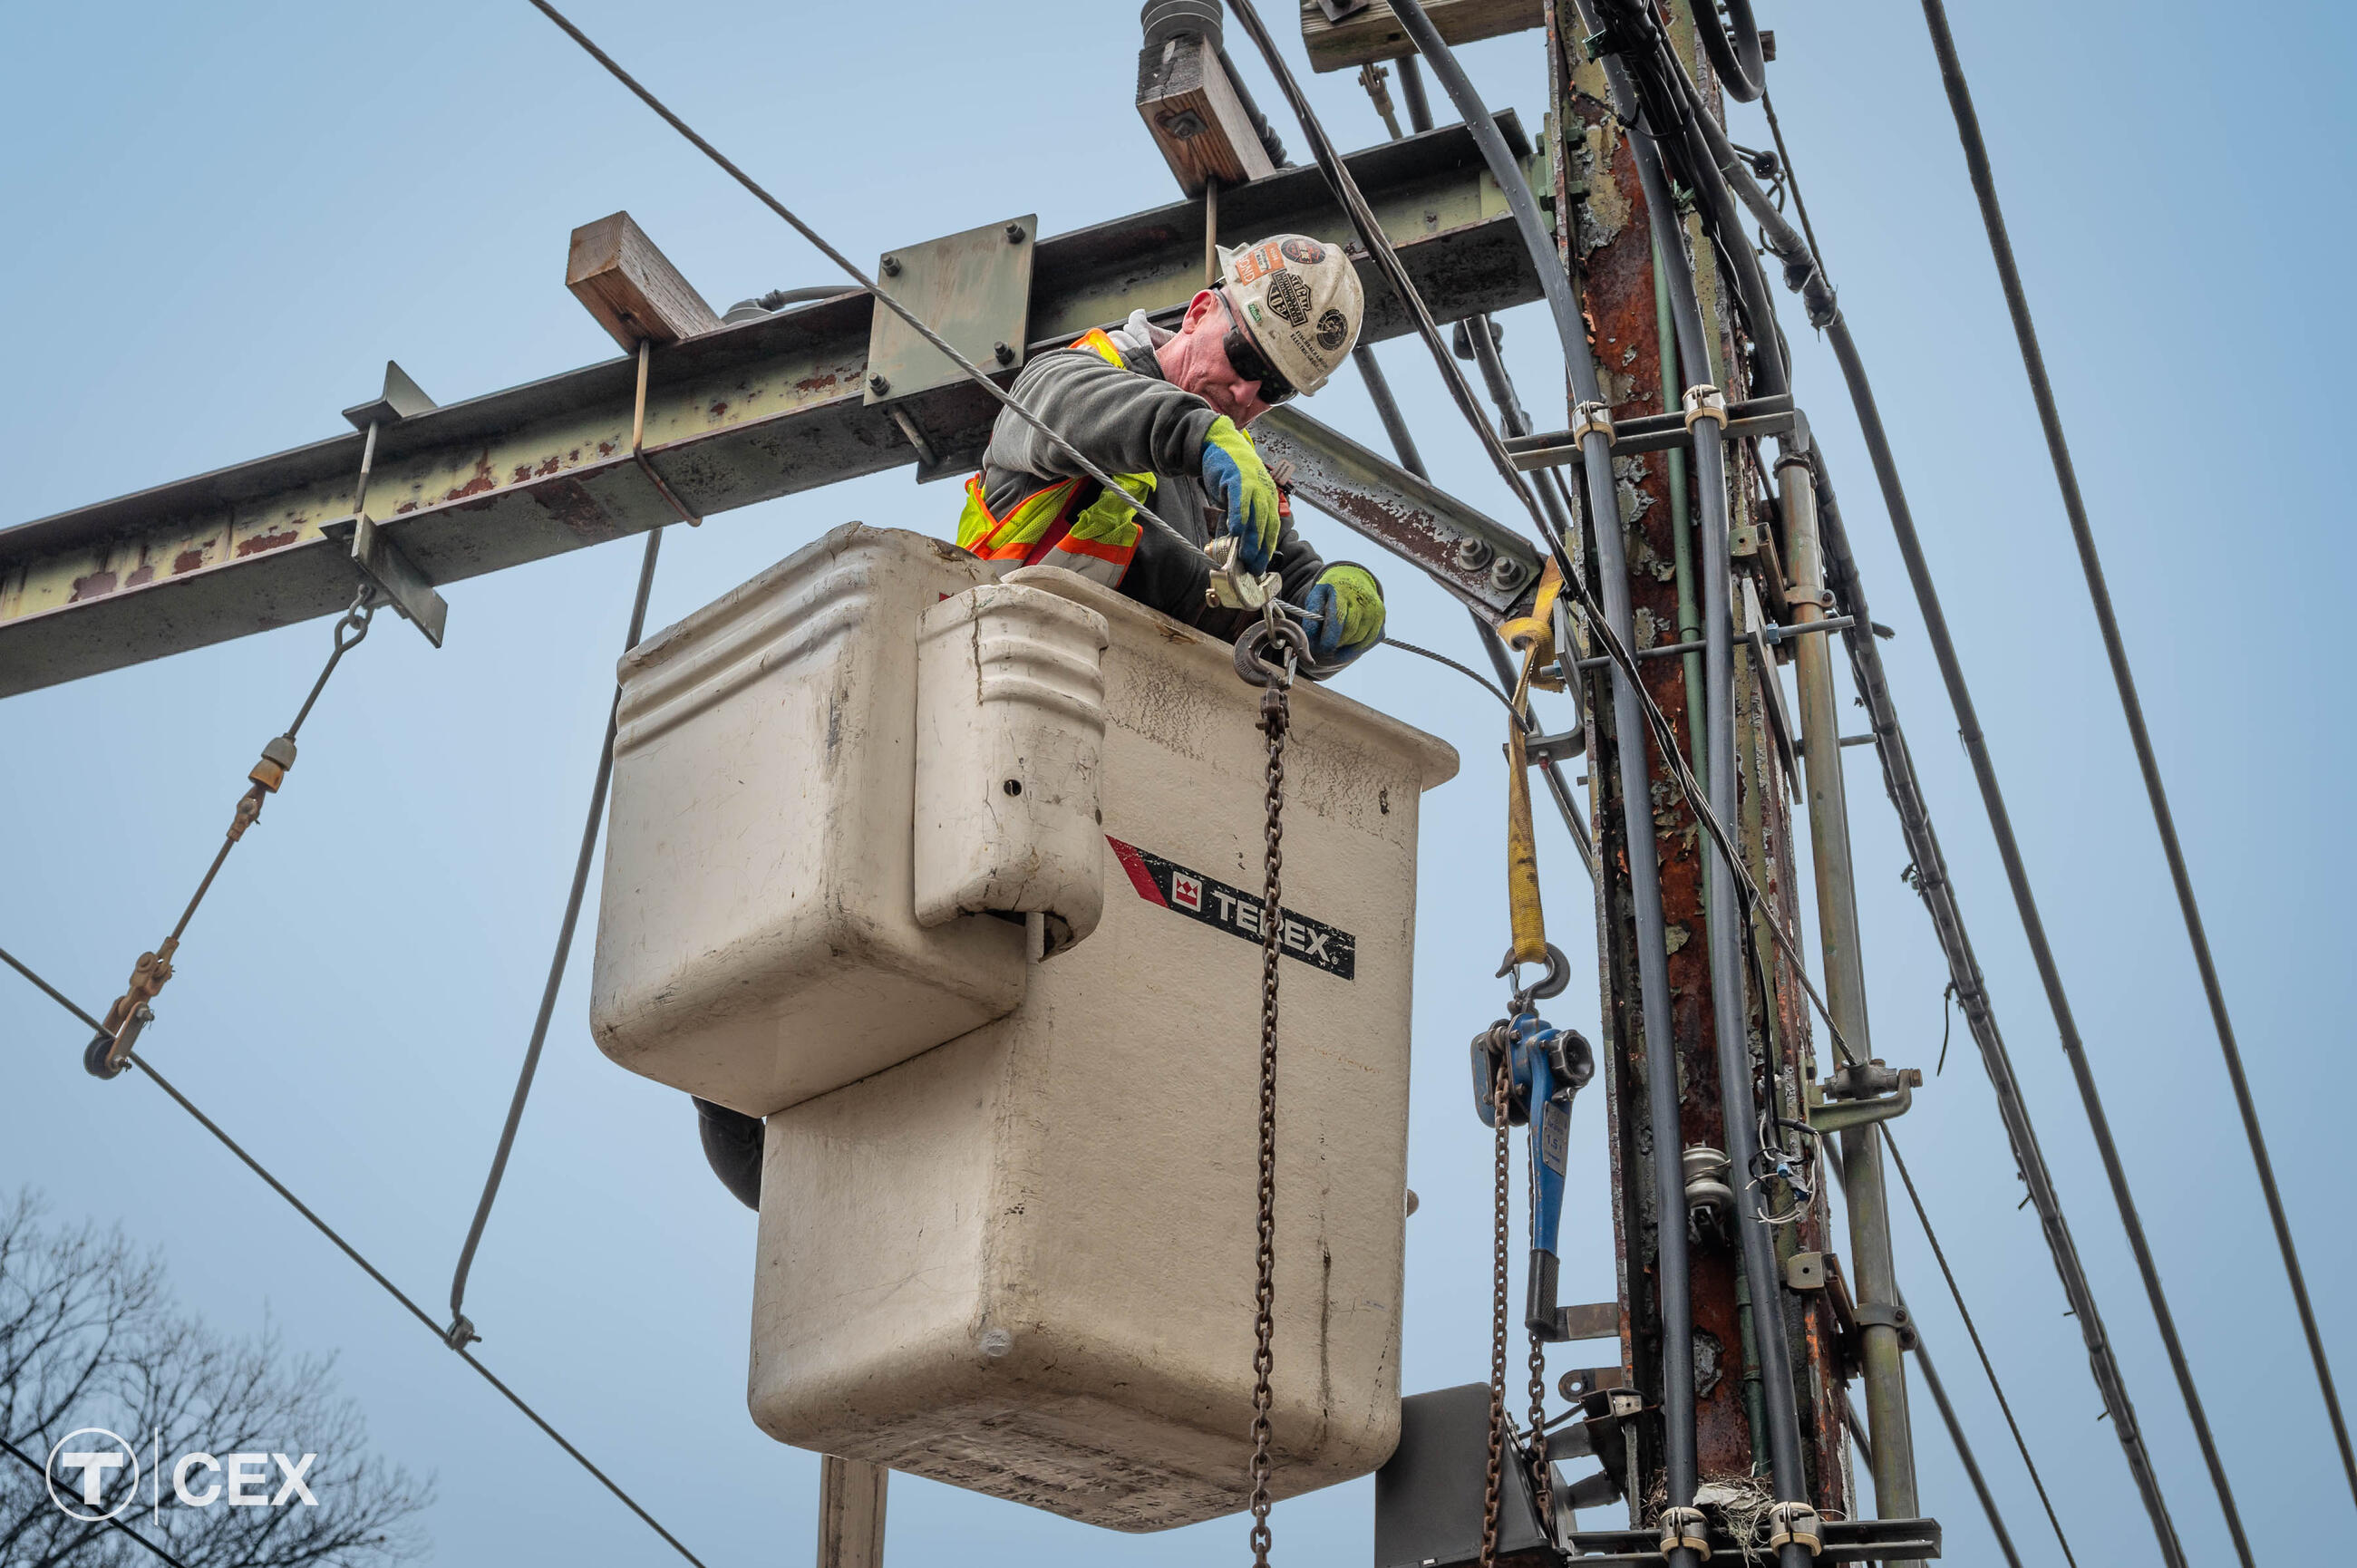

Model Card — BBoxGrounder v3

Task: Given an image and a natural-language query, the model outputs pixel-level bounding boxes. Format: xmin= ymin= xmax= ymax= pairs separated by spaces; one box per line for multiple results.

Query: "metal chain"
xmin=1483 ymin=1050 xmax=1511 ymax=1568
xmin=88 ymin=584 xmax=378 ymax=1077
xmin=1246 ymin=627 xmax=1293 ymax=1568
xmin=1528 ymin=1324 xmax=1553 ymax=1523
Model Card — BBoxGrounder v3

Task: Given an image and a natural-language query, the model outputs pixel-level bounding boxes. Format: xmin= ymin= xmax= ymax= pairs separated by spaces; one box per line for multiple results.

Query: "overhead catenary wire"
xmin=447 ymin=526 xmax=666 ymax=1349
xmin=0 ymin=952 xmax=713 ymax=1568
xmin=1916 ymin=0 xmax=2352 ymax=1515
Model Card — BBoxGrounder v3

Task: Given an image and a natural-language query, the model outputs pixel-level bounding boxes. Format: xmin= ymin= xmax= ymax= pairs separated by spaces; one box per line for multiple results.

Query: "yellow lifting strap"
xmin=1505 ymin=641 xmax=1548 ymax=967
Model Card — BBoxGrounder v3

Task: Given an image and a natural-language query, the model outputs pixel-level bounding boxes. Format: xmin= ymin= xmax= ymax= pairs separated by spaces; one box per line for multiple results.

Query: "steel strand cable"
xmin=1918 ymin=0 xmax=2346 ymax=1521
xmin=1881 ymin=1131 xmax=2077 ymax=1567
xmin=2 ymin=958 xmax=714 ymax=1568
xmin=1 ymin=944 xmax=109 ymax=1034
xmin=1820 ymin=1133 xmax=2029 ymax=1568
xmin=1 ymin=1434 xmax=193 ymax=1568
xmin=1908 ymin=1337 xmax=2026 ymax=1568
xmin=522 ymin=0 xmax=1199 ymax=558
xmin=447 ymin=528 xmax=664 ymax=1348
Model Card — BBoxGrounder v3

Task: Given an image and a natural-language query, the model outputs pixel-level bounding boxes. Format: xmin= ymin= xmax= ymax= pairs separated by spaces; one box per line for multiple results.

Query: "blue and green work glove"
xmin=1303 ymin=562 xmax=1385 ymax=665
xmin=1198 ymin=416 xmax=1282 ymax=574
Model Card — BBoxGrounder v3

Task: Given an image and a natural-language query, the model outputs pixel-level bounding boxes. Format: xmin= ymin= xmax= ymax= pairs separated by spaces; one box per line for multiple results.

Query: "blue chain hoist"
xmin=1469 ymin=942 xmax=1596 ymax=1547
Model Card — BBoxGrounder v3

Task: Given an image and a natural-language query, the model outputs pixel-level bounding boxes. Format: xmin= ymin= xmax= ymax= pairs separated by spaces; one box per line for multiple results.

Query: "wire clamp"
xmin=1681 ymin=384 xmax=1729 ymax=432
xmin=1570 ymin=400 xmax=1616 ymax=446
xmin=1766 ymin=1501 xmax=1824 ymax=1555
xmin=1659 ymin=1504 xmax=1712 ymax=1560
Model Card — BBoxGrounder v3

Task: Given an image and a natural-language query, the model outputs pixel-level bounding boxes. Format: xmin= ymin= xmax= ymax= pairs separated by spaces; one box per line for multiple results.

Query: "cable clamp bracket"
xmin=1570 ymin=400 xmax=1616 ymax=446
xmin=1682 ymin=384 xmax=1729 ymax=432
xmin=1850 ymin=1300 xmax=1918 ymax=1349
xmin=1766 ymin=1501 xmax=1824 ymax=1556
xmin=1659 ymin=1504 xmax=1712 ymax=1560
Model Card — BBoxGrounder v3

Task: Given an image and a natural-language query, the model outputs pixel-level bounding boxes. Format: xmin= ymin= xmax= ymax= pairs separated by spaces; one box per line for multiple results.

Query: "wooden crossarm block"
xmin=1136 ymin=34 xmax=1277 ymax=197
xmin=567 ymin=211 xmax=722 ymax=350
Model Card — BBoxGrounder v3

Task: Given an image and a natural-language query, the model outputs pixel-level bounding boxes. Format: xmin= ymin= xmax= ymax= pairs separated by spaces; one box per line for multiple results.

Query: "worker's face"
xmin=1164 ymin=291 xmax=1276 ymax=426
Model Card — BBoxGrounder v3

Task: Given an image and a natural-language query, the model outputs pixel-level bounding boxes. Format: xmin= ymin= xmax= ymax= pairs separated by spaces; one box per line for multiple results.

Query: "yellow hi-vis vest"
xmin=955 ymin=329 xmax=1159 ymax=588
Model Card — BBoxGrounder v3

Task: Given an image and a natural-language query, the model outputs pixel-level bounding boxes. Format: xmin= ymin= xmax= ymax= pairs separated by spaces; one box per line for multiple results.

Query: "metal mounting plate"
xmin=865 ymin=215 xmax=1036 ymax=406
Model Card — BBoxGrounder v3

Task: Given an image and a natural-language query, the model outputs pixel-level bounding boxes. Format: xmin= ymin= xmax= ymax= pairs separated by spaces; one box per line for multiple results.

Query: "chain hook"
xmin=1234 ymin=615 xmax=1312 ymax=691
xmin=1495 ymin=941 xmax=1572 ymax=1016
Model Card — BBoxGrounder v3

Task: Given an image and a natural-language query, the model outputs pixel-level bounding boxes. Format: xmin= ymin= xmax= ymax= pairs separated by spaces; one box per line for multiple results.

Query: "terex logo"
xmin=44 ymin=1428 xmax=318 ymax=1521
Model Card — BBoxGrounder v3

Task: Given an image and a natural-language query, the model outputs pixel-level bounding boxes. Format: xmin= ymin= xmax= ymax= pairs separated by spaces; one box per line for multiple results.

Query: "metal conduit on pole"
xmin=1377 ymin=0 xmax=1702 ymax=1549
xmin=1918 ymin=0 xmax=2352 ymax=1513
xmin=1633 ymin=82 xmax=1815 ymax=1563
xmin=1780 ymin=432 xmax=1921 ymax=1552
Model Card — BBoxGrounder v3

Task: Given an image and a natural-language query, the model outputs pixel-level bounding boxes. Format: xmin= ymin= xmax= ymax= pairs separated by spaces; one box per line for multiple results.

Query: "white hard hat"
xmin=1216 ymin=234 xmax=1364 ymax=396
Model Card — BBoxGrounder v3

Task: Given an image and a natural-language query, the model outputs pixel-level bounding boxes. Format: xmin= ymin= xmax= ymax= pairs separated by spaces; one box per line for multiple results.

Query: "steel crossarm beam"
xmin=0 ymin=118 xmax=1546 ymax=697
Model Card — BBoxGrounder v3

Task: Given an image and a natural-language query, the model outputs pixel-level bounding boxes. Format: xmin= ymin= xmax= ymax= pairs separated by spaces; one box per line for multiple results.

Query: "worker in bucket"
xmin=693 ymin=235 xmax=1386 ymax=1211
xmin=956 ymin=233 xmax=1387 ymax=659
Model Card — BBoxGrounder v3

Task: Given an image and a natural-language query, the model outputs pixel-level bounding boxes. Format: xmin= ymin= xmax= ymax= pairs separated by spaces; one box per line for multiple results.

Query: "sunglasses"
xmin=1218 ymin=299 xmax=1299 ymax=406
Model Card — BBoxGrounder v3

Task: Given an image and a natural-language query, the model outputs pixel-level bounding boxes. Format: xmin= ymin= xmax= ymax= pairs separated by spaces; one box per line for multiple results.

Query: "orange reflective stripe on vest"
xmin=953 ymin=330 xmax=1151 ymax=586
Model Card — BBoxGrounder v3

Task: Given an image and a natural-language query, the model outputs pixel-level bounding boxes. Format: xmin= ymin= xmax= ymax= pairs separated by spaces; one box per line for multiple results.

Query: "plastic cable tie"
xmin=1765 ymin=1501 xmax=1823 ymax=1555
xmin=1660 ymin=1504 xmax=1712 ymax=1560
xmin=1571 ymin=400 xmax=1616 ymax=445
xmin=1682 ymin=384 xmax=1729 ymax=431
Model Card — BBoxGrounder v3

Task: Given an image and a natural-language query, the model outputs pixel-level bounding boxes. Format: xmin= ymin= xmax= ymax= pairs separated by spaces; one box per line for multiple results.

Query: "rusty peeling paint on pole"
xmin=1551 ymin=0 xmax=1848 ymax=1521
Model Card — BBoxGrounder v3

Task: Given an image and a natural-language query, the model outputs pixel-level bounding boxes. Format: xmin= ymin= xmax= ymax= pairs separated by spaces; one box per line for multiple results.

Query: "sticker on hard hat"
xmin=1228 ymin=244 xmax=1285 ymax=286
xmin=1279 ymin=237 xmax=1327 ymax=266
xmin=1107 ymin=837 xmax=1356 ymax=980
xmin=1266 ymin=272 xmax=1314 ymax=324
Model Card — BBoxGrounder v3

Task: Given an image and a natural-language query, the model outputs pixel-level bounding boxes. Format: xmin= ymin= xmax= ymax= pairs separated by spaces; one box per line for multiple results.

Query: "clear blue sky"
xmin=3 ymin=2 xmax=2350 ymax=1563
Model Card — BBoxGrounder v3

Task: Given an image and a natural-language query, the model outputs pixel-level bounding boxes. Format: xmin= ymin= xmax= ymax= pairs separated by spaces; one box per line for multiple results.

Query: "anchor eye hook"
xmin=1496 ymin=940 xmax=1571 ymax=1014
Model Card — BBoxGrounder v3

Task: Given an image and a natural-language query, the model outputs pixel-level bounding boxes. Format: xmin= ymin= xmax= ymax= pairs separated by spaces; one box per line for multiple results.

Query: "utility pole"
xmin=1547 ymin=0 xmax=1861 ymax=1526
